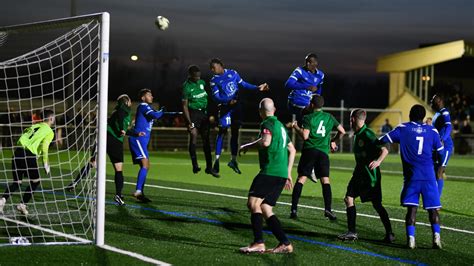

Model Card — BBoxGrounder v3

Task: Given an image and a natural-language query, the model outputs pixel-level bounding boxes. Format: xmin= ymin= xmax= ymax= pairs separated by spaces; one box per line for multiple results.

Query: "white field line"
xmin=113 ymin=180 xmax=474 ymax=235
xmin=0 ymin=216 xmax=170 ymax=265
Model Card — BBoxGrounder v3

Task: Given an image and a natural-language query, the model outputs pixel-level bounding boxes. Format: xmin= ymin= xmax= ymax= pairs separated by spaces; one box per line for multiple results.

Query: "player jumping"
xmin=182 ymin=65 xmax=217 ymax=177
xmin=0 ymin=110 xmax=55 ymax=215
xmin=338 ymin=109 xmax=394 ymax=242
xmin=379 ymin=104 xmax=444 ymax=249
xmin=239 ymin=98 xmax=296 ymax=254
xmin=209 ymin=58 xmax=269 ymax=176
xmin=129 ymin=89 xmax=164 ymax=203
xmin=290 ymin=95 xmax=345 ymax=220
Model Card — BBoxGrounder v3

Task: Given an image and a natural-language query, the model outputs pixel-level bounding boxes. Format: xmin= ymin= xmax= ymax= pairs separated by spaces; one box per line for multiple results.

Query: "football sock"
xmin=71 ymin=163 xmax=92 ymax=186
xmin=114 ymin=171 xmax=124 ymax=197
xmin=230 ymin=133 xmax=238 ymax=157
xmin=291 ymin=182 xmax=303 ymax=213
xmin=3 ymin=182 xmax=20 ymax=200
xmin=266 ymin=215 xmax=290 ymax=245
xmin=432 ymin=223 xmax=441 ymax=235
xmin=437 ymin=179 xmax=444 ymax=197
xmin=231 ymin=155 xmax=237 ymax=162
xmin=251 ymin=213 xmax=264 ymax=243
xmin=373 ymin=202 xmax=393 ymax=234
xmin=347 ymin=206 xmax=356 ymax=233
xmin=21 ymin=181 xmax=40 ymax=204
xmin=189 ymin=143 xmax=198 ymax=167
xmin=215 ymin=134 xmax=224 ymax=156
xmin=136 ymin=168 xmax=148 ymax=191
xmin=322 ymin=183 xmax=332 ymax=211
xmin=406 ymin=225 xmax=416 ymax=237
xmin=202 ymin=139 xmax=212 ymax=169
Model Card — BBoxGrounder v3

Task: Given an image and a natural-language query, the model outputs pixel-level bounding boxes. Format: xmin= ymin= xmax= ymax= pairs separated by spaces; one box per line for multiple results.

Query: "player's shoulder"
xmin=440 ymin=108 xmax=450 ymax=117
xmin=293 ymin=66 xmax=304 ymax=75
xmin=316 ymin=69 xmax=325 ymax=78
xmin=364 ymin=126 xmax=377 ymax=137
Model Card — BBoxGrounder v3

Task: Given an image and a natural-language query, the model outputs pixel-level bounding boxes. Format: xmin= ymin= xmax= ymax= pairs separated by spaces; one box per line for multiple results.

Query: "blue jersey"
xmin=131 ymin=103 xmax=163 ymax=141
xmin=286 ymin=66 xmax=324 ymax=108
xmin=210 ymin=69 xmax=258 ymax=104
xmin=380 ymin=122 xmax=444 ymax=181
xmin=432 ymin=107 xmax=453 ymax=150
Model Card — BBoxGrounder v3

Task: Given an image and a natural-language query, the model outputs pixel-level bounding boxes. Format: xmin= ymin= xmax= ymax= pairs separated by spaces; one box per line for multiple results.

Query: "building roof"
xmin=377 ymin=40 xmax=474 ymax=72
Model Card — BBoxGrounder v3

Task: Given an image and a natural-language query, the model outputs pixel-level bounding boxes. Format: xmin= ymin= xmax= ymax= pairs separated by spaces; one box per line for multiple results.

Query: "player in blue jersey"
xmin=129 ymin=89 xmax=164 ymax=203
xmin=285 ymin=53 xmax=325 ymax=125
xmin=430 ymin=94 xmax=453 ymax=197
xmin=209 ymin=58 xmax=269 ymax=176
xmin=379 ymin=105 xmax=444 ymax=249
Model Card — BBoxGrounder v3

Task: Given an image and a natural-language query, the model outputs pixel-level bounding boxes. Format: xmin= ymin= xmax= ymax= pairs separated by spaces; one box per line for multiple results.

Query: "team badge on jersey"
xmin=358 ymin=139 xmax=365 ymax=147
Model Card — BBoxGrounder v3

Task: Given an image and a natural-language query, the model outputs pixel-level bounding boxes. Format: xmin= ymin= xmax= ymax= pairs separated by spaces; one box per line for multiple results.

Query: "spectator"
xmin=425 ymin=117 xmax=432 ymax=126
xmin=380 ymin=119 xmax=393 ymax=135
xmin=460 ymin=119 xmax=472 ymax=134
xmin=452 ymin=119 xmax=460 ymax=135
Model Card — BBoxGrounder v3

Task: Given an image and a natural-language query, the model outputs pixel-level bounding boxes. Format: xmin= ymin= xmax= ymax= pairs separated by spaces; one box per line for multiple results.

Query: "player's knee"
xmin=114 ymin=163 xmax=123 ymax=172
xmin=297 ymin=176 xmax=307 ymax=184
xmin=344 ymin=196 xmax=354 ymax=207
xmin=320 ymin=177 xmax=330 ymax=184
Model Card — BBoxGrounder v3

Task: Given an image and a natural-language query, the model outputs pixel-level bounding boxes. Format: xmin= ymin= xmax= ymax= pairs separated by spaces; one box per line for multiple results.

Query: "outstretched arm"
xmin=285 ymin=142 xmax=296 ymax=190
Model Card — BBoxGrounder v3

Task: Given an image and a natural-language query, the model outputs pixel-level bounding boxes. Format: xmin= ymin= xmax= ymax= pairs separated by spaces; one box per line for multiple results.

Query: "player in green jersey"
xmin=0 ymin=110 xmax=55 ymax=215
xmin=238 ymin=98 xmax=296 ymax=254
xmin=290 ymin=95 xmax=345 ymax=220
xmin=338 ymin=109 xmax=394 ymax=242
xmin=182 ymin=65 xmax=217 ymax=177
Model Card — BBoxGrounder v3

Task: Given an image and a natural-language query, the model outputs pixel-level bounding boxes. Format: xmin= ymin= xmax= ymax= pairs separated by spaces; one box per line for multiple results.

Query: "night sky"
xmin=1 ymin=0 xmax=473 ymax=113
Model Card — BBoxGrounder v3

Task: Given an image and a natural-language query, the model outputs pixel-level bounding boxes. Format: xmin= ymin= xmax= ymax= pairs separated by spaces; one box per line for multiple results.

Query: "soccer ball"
xmin=155 ymin=16 xmax=170 ymax=31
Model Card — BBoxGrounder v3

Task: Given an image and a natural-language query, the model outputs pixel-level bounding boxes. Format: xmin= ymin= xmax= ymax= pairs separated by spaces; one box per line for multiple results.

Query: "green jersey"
xmin=353 ymin=125 xmax=383 ymax=187
xmin=182 ymin=79 xmax=208 ymax=111
xmin=107 ymin=103 xmax=132 ymax=143
xmin=18 ymin=122 xmax=54 ymax=164
xmin=302 ymin=110 xmax=340 ymax=154
xmin=258 ymin=116 xmax=290 ymax=178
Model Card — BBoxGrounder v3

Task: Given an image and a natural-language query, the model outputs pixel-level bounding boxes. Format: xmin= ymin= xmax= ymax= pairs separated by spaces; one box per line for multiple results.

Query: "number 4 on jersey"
xmin=316 ymin=121 xmax=326 ymax=137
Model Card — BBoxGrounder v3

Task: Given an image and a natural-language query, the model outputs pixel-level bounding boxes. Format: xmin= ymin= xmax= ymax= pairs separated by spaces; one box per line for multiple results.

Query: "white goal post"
xmin=0 ymin=12 xmax=109 ymax=246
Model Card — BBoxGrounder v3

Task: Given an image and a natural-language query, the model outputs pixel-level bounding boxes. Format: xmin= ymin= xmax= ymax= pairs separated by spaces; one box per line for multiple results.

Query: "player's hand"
xmin=159 ymin=106 xmax=166 ymax=113
xmin=258 ymin=83 xmax=269 ymax=91
xmin=308 ymin=86 xmax=318 ymax=92
xmin=437 ymin=166 xmax=446 ymax=180
xmin=188 ymin=122 xmax=195 ymax=131
xmin=44 ymin=163 xmax=50 ymax=175
xmin=120 ymin=130 xmax=126 ymax=136
xmin=330 ymin=141 xmax=338 ymax=152
xmin=229 ymin=99 xmax=238 ymax=106
xmin=284 ymin=176 xmax=293 ymax=191
xmin=369 ymin=160 xmax=381 ymax=170
xmin=138 ymin=132 xmax=146 ymax=137
xmin=291 ymin=121 xmax=299 ymax=129
xmin=238 ymin=146 xmax=248 ymax=157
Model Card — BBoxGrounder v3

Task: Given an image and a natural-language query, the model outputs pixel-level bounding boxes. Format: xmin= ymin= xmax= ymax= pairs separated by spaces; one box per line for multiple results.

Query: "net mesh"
xmin=0 ymin=17 xmax=103 ymax=245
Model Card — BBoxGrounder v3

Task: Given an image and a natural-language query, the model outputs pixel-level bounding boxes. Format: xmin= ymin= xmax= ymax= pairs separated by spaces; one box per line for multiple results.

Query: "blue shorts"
xmin=218 ymin=104 xmax=241 ymax=128
xmin=401 ymin=179 xmax=441 ymax=209
xmin=128 ymin=137 xmax=149 ymax=164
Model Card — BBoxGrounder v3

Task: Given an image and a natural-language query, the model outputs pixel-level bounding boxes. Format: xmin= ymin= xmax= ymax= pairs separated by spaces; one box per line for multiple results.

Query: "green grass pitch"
xmin=1 ymin=151 xmax=474 ymax=265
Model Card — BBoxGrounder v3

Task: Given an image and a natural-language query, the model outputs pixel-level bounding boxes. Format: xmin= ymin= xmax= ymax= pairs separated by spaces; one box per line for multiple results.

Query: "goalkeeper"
xmin=0 ymin=110 xmax=55 ymax=216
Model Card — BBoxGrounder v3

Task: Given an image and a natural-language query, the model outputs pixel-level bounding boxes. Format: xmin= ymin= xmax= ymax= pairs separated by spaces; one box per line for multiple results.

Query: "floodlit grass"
xmin=1 ymin=151 xmax=474 ymax=265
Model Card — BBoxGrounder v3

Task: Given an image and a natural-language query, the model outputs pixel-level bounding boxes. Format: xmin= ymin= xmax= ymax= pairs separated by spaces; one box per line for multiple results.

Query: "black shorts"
xmin=248 ymin=174 xmax=287 ymax=206
xmin=12 ymin=148 xmax=40 ymax=182
xmin=189 ymin=109 xmax=209 ymax=129
xmin=107 ymin=132 xmax=124 ymax=164
xmin=346 ymin=166 xmax=382 ymax=203
xmin=297 ymin=148 xmax=330 ymax=178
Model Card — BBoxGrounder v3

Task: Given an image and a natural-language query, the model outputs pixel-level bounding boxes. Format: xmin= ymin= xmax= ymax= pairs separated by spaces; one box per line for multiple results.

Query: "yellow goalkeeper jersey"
xmin=17 ymin=122 xmax=54 ymax=164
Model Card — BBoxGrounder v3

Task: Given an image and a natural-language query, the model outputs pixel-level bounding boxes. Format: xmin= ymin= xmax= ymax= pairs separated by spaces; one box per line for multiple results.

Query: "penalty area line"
xmin=112 ymin=180 xmax=474 ymax=235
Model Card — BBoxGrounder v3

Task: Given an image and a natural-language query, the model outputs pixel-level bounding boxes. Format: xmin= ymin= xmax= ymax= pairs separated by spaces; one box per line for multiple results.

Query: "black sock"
xmin=322 ymin=183 xmax=332 ymax=211
xmin=115 ymin=171 xmax=124 ymax=196
xmin=3 ymin=182 xmax=20 ymax=200
xmin=291 ymin=182 xmax=303 ymax=213
xmin=266 ymin=215 xmax=290 ymax=245
xmin=251 ymin=213 xmax=264 ymax=244
xmin=347 ymin=206 xmax=356 ymax=233
xmin=373 ymin=202 xmax=392 ymax=234
xmin=21 ymin=181 xmax=40 ymax=204
xmin=189 ymin=143 xmax=198 ymax=167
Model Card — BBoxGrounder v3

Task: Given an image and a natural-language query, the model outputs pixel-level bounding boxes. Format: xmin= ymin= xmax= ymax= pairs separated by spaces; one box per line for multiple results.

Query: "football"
xmin=155 ymin=16 xmax=170 ymax=31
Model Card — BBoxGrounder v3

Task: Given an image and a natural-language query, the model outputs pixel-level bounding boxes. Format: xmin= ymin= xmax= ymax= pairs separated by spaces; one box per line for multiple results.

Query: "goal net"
xmin=0 ymin=13 xmax=109 ymax=246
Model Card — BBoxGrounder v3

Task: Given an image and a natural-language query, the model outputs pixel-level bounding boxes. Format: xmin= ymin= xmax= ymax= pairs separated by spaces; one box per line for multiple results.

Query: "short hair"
xmin=209 ymin=58 xmax=223 ymax=68
xmin=138 ymin=88 xmax=152 ymax=100
xmin=117 ymin=94 xmax=131 ymax=105
xmin=42 ymin=109 xmax=54 ymax=120
xmin=188 ymin=65 xmax=200 ymax=75
xmin=305 ymin=53 xmax=318 ymax=63
xmin=409 ymin=104 xmax=426 ymax=122
xmin=311 ymin=94 xmax=324 ymax=109
xmin=350 ymin=108 xmax=367 ymax=121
